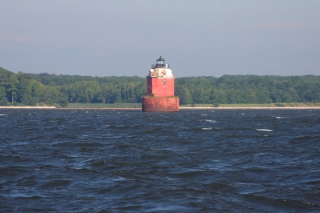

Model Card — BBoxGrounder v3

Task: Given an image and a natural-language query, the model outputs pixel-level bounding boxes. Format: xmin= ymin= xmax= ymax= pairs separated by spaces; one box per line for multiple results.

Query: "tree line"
xmin=176 ymin=75 xmax=320 ymax=104
xmin=1 ymin=66 xmax=319 ymax=106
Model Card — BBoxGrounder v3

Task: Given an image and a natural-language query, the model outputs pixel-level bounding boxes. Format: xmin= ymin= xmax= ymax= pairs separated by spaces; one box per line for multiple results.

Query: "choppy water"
xmin=0 ymin=109 xmax=319 ymax=212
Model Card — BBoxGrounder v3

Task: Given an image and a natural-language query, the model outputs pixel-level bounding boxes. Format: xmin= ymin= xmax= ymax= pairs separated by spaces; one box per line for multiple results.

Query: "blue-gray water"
xmin=0 ymin=109 xmax=319 ymax=212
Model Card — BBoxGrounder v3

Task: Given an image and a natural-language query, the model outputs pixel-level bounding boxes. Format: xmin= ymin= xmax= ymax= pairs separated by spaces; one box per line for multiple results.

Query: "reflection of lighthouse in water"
xmin=142 ymin=56 xmax=179 ymax=112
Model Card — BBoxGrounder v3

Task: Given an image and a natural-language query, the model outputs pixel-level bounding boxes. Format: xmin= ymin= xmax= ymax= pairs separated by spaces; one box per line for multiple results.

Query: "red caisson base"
xmin=142 ymin=97 xmax=179 ymax=112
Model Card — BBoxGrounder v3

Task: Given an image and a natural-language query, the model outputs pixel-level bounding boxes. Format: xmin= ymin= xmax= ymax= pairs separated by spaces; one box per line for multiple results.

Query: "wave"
xmin=41 ymin=179 xmax=73 ymax=189
xmin=201 ymin=127 xmax=212 ymax=130
xmin=242 ymin=194 xmax=318 ymax=209
xmin=1 ymin=109 xmax=319 ymax=212
xmin=271 ymin=116 xmax=284 ymax=119
xmin=256 ymin=129 xmax=273 ymax=132
xmin=205 ymin=119 xmax=216 ymax=122
xmin=8 ymin=194 xmax=43 ymax=199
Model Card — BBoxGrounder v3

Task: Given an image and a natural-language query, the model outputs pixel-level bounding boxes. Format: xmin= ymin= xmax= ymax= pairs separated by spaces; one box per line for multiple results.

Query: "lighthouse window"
xmin=163 ymin=80 xmax=166 ymax=85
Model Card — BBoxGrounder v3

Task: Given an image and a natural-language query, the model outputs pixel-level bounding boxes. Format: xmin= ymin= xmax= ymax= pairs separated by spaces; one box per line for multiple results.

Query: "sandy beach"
xmin=179 ymin=107 xmax=320 ymax=110
xmin=0 ymin=106 xmax=56 ymax=109
xmin=58 ymin=108 xmax=141 ymax=110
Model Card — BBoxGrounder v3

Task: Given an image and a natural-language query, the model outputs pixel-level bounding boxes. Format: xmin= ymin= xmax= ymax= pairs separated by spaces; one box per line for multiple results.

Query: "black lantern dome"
xmin=156 ymin=56 xmax=165 ymax=64
xmin=155 ymin=56 xmax=166 ymax=68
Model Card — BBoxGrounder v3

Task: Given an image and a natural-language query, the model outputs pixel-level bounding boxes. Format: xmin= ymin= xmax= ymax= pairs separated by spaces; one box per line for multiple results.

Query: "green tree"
xmin=21 ymin=94 xmax=39 ymax=106
xmin=175 ymin=85 xmax=192 ymax=105
xmin=6 ymin=75 xmax=18 ymax=103
xmin=0 ymin=97 xmax=8 ymax=106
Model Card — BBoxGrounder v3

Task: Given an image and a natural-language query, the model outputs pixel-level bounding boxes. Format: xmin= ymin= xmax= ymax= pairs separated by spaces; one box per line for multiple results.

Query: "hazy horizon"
xmin=1 ymin=1 xmax=319 ymax=77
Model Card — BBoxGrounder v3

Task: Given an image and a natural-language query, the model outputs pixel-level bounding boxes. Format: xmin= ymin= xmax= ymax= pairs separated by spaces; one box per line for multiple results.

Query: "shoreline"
xmin=1 ymin=106 xmax=320 ymax=110
xmin=0 ymin=106 xmax=56 ymax=109
xmin=180 ymin=107 xmax=320 ymax=110
xmin=58 ymin=108 xmax=141 ymax=110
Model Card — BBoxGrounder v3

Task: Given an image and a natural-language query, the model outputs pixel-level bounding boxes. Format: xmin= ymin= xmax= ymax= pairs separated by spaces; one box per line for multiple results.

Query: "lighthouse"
xmin=142 ymin=56 xmax=179 ymax=112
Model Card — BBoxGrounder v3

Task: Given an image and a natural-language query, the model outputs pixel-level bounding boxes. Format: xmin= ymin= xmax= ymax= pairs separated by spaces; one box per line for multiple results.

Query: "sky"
xmin=0 ymin=0 xmax=319 ymax=77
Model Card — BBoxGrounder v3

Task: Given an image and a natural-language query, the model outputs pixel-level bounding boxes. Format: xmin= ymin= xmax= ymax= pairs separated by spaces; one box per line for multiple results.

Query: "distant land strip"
xmin=180 ymin=107 xmax=320 ymax=110
xmin=58 ymin=108 xmax=141 ymax=110
xmin=1 ymin=106 xmax=320 ymax=110
xmin=0 ymin=106 xmax=56 ymax=109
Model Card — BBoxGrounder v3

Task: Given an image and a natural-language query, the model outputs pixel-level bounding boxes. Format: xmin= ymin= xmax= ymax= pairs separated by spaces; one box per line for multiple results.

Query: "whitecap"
xmin=272 ymin=116 xmax=284 ymax=119
xmin=256 ymin=129 xmax=273 ymax=132
xmin=205 ymin=119 xmax=216 ymax=122
xmin=115 ymin=176 xmax=126 ymax=182
xmin=201 ymin=127 xmax=212 ymax=130
xmin=0 ymin=114 xmax=7 ymax=116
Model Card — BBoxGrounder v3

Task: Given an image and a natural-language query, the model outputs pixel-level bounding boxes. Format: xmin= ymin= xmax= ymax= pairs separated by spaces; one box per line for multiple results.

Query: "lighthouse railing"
xmin=151 ymin=64 xmax=170 ymax=69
